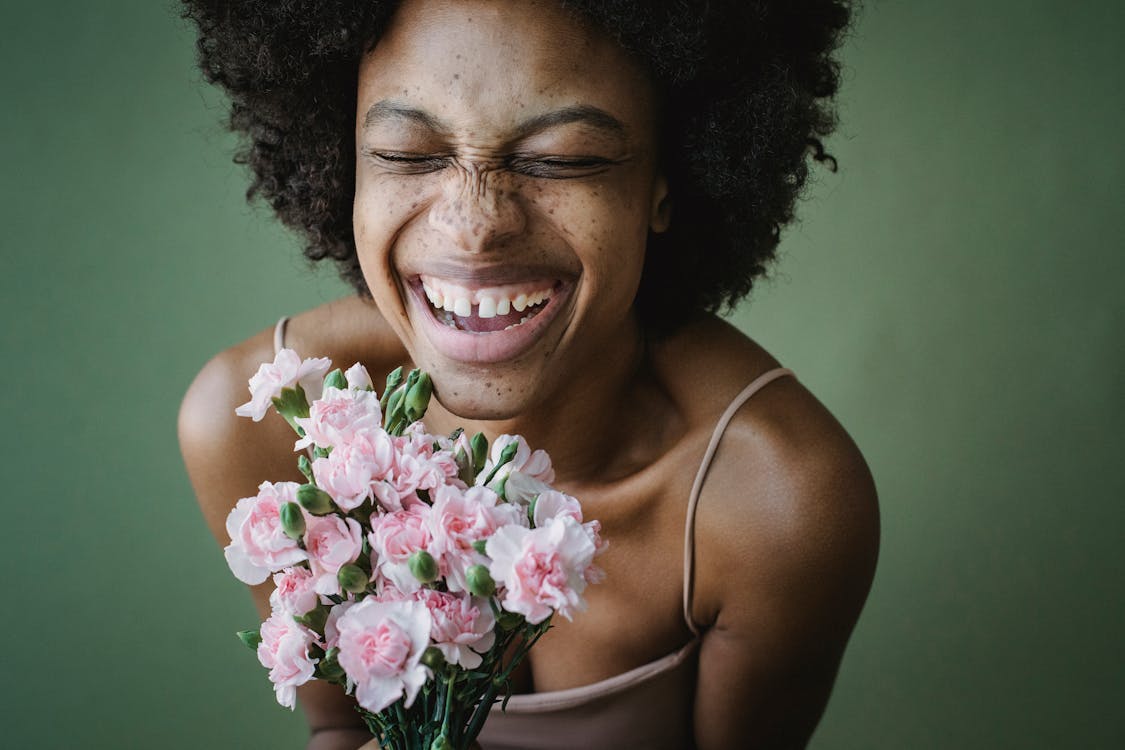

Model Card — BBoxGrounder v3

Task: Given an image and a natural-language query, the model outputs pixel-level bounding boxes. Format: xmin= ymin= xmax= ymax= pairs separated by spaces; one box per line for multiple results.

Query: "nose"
xmin=427 ymin=163 xmax=526 ymax=252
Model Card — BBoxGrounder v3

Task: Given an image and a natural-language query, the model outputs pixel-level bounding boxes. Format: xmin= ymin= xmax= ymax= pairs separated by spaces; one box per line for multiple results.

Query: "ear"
xmin=649 ymin=175 xmax=671 ymax=234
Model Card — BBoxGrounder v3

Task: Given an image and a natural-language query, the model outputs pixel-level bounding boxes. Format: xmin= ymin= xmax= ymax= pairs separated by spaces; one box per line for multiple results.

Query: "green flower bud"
xmin=479 ymin=442 xmax=519 ymax=487
xmin=324 ymin=368 xmax=347 ymax=390
xmin=465 ymin=564 xmax=495 ymax=597
xmin=380 ymin=366 xmax=404 ymax=409
xmin=385 ymin=388 xmax=405 ymax=430
xmin=297 ymin=454 xmax=314 ymax=483
xmin=470 ymin=432 xmax=488 ymax=473
xmin=236 ymin=628 xmax=262 ymax=650
xmin=337 ymin=564 xmax=370 ymax=594
xmin=471 ymin=538 xmax=489 ymax=555
xmin=420 ymin=646 xmax=446 ymax=670
xmin=404 ymin=371 xmax=433 ymax=422
xmin=279 ymin=502 xmax=306 ymax=540
xmin=430 ymin=735 xmax=453 ymax=750
xmin=455 ymin=447 xmax=475 ymax=485
xmin=408 ymin=550 xmax=439 ymax=584
xmin=296 ymin=484 xmax=335 ymax=515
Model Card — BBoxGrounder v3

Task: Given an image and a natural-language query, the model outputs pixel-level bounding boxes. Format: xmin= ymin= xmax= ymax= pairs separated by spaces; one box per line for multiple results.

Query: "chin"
xmin=426 ymin=368 xmax=534 ymax=421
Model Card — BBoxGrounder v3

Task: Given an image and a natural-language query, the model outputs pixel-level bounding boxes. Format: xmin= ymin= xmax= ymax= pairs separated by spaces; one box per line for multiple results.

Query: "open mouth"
xmin=419 ymin=275 xmax=557 ymax=334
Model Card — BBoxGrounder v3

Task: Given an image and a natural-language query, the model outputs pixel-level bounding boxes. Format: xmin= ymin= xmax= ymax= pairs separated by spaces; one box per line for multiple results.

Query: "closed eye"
xmin=506 ymin=156 xmax=615 ymax=179
xmin=363 ymin=149 xmax=451 ymax=174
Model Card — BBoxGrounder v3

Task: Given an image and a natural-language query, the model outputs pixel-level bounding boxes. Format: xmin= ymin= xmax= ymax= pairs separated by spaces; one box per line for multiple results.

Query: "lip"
xmin=407 ymin=277 xmax=572 ymax=364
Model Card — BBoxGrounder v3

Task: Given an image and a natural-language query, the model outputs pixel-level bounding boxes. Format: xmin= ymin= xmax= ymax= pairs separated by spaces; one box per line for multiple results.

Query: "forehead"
xmin=356 ymin=0 xmax=655 ymax=140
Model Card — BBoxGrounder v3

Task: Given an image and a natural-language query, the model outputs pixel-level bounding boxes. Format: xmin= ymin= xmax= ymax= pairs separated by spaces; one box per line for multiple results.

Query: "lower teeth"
xmin=439 ymin=308 xmax=537 ymax=332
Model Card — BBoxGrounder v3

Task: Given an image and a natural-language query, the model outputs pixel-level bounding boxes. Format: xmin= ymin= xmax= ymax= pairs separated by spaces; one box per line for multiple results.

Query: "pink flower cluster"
xmin=225 ymin=350 xmax=605 ymax=714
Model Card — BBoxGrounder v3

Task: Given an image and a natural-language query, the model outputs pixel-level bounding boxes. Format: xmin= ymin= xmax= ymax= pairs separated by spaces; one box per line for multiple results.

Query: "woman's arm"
xmin=690 ymin=391 xmax=880 ymax=749
xmin=178 ymin=338 xmax=371 ymax=749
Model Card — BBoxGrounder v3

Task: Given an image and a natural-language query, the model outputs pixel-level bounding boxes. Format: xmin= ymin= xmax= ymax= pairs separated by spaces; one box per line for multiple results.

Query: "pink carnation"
xmin=304 ymin=514 xmax=365 ymax=595
xmin=477 ymin=434 xmax=555 ymax=488
xmin=235 ymin=348 xmax=332 ymax=422
xmin=311 ymin=428 xmax=396 ymax=511
xmin=369 ymin=505 xmax=434 ymax=592
xmin=224 ymin=481 xmax=307 ymax=585
xmin=413 ymin=589 xmax=495 ymax=669
xmin=335 ymin=598 xmax=432 ymax=713
xmin=428 ymin=485 xmax=523 ymax=593
xmin=530 ymin=489 xmax=607 ymax=561
xmin=531 ymin=490 xmax=583 ymax=526
xmin=258 ymin=610 xmax=319 ymax=709
xmin=344 ymin=362 xmax=373 ymax=390
xmin=375 ymin=433 xmax=462 ymax=510
xmin=294 ymin=387 xmax=382 ymax=452
xmin=270 ymin=567 xmax=320 ymax=616
xmin=487 ymin=517 xmax=597 ymax=624
xmin=323 ymin=599 xmax=358 ymax=651
xmin=503 ymin=471 xmax=553 ymax=507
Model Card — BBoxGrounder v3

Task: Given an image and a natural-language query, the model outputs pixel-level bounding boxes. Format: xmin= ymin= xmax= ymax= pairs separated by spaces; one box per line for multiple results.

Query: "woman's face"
xmin=354 ymin=0 xmax=667 ymax=419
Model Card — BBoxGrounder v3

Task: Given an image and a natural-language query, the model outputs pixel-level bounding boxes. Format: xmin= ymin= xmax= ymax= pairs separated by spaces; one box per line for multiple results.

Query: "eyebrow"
xmin=362 ymin=100 xmax=628 ymax=141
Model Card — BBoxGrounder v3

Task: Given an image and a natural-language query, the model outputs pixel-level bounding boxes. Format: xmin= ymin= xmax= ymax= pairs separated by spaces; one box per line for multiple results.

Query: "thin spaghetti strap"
xmin=682 ymin=366 xmax=795 ymax=636
xmin=273 ymin=314 xmax=317 ymax=461
xmin=273 ymin=316 xmax=290 ymax=357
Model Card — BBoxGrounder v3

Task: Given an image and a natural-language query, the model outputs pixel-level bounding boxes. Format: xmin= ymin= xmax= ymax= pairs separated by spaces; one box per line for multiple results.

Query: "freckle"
xmin=453 ymin=391 xmax=460 ymax=396
xmin=485 ymin=381 xmax=492 ymax=388
xmin=453 ymin=74 xmax=460 ymax=80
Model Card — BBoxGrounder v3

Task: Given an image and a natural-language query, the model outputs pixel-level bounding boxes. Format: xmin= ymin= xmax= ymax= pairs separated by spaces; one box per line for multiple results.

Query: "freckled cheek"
xmin=353 ymin=179 xmax=435 ymax=261
xmin=532 ymin=189 xmax=647 ymax=279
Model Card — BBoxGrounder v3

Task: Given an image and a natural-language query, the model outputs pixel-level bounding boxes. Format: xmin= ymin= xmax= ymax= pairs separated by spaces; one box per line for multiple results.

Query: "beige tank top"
xmin=272 ymin=316 xmax=795 ymax=749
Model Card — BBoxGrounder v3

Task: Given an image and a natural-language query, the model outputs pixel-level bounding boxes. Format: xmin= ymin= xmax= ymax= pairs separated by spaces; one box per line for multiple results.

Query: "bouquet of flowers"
xmin=223 ymin=349 xmax=606 ymax=750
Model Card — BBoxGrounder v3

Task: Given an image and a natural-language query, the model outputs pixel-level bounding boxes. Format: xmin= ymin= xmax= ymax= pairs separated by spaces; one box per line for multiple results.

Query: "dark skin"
xmin=178 ymin=2 xmax=879 ymax=748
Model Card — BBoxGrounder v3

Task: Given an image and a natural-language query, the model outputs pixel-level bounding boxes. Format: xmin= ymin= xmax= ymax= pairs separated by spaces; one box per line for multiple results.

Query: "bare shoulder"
xmin=697 ymin=350 xmax=879 ymax=629
xmin=177 ymin=295 xmax=407 ymax=546
xmin=176 ymin=315 xmax=300 ymax=547
xmin=656 ymin=316 xmax=879 ymax=626
xmin=177 ymin=295 xmax=398 ymax=737
xmin=661 ymin=317 xmax=879 ymax=748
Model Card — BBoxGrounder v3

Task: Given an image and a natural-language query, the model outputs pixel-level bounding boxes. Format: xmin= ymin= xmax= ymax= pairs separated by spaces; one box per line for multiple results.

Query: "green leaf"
xmin=236 ymin=628 xmax=261 ymax=650
xmin=324 ymin=368 xmax=347 ymax=390
xmin=271 ymin=384 xmax=310 ymax=420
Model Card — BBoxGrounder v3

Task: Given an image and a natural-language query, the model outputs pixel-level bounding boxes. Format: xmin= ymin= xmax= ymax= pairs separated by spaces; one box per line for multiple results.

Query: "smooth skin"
xmin=178 ymin=2 xmax=879 ymax=748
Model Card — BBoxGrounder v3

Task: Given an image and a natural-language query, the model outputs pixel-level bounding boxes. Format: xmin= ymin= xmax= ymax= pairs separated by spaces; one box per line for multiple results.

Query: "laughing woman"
xmin=177 ymin=1 xmax=879 ymax=748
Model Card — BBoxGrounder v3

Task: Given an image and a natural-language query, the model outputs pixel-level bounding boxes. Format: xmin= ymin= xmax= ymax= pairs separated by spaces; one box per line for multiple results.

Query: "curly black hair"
xmin=183 ymin=0 xmax=853 ymax=333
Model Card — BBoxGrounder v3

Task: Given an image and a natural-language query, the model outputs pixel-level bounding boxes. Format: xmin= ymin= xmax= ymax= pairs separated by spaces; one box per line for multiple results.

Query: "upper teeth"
xmin=420 ymin=277 xmax=553 ymax=319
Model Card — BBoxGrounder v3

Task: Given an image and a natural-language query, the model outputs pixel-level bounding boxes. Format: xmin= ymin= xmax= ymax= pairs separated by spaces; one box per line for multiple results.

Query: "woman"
xmin=177 ymin=1 xmax=879 ymax=748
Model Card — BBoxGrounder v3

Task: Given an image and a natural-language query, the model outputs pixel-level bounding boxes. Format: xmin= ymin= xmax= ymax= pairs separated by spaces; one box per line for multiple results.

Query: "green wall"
xmin=1 ymin=1 xmax=1121 ymax=747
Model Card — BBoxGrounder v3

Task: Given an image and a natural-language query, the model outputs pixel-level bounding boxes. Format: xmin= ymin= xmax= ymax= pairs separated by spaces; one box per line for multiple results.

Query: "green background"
xmin=2 ymin=1 xmax=1121 ymax=747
